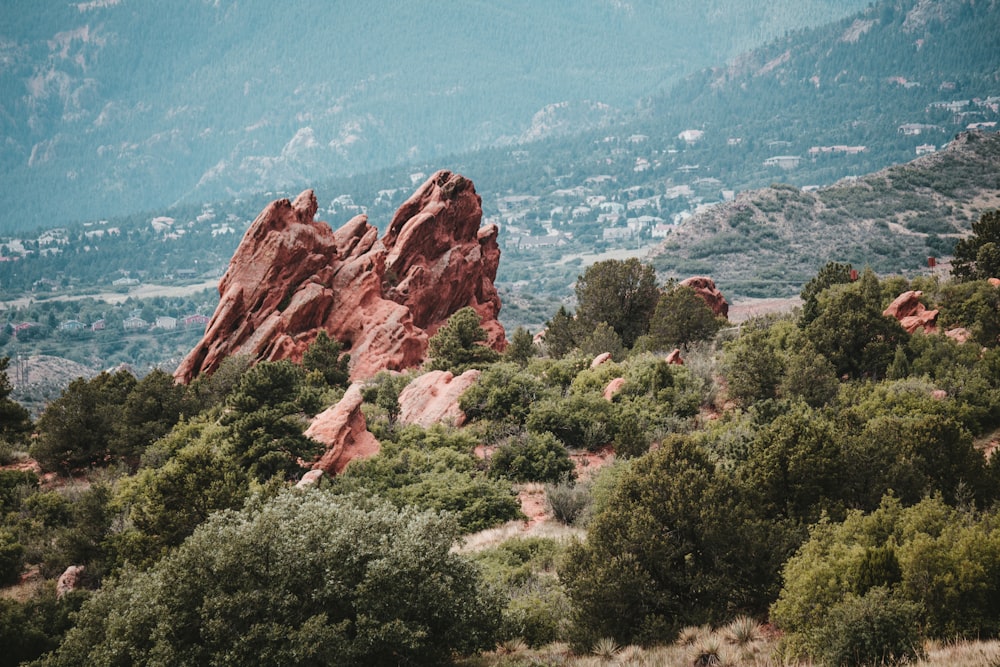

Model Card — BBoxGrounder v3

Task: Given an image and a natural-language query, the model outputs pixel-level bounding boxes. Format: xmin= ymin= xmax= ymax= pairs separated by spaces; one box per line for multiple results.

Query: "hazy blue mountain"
xmin=0 ymin=0 xmax=871 ymax=230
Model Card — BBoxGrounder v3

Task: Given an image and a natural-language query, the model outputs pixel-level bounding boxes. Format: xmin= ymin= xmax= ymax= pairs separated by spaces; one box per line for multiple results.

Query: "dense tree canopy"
xmin=804 ymin=270 xmax=907 ymax=378
xmin=30 ymin=370 xmax=137 ymax=472
xmin=647 ymin=283 xmax=723 ymax=350
xmin=952 ymin=209 xmax=1000 ymax=281
xmin=561 ymin=436 xmax=788 ymax=647
xmin=5 ymin=257 xmax=1000 ymax=664
xmin=37 ymin=491 xmax=502 ymax=667
xmin=574 ymin=258 xmax=659 ymax=348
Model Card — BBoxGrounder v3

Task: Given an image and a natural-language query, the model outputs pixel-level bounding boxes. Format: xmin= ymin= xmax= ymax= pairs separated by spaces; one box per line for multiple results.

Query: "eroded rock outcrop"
xmin=946 ymin=327 xmax=973 ymax=343
xmin=397 ymin=369 xmax=481 ymax=428
xmin=590 ymin=352 xmax=613 ymax=368
xmin=306 ymin=384 xmax=381 ymax=475
xmin=666 ymin=349 xmax=684 ymax=365
xmin=603 ymin=377 xmax=626 ymax=401
xmin=883 ymin=290 xmax=938 ymax=333
xmin=680 ymin=276 xmax=729 ymax=319
xmin=56 ymin=565 xmax=85 ymax=599
xmin=175 ymin=171 xmax=504 ymax=383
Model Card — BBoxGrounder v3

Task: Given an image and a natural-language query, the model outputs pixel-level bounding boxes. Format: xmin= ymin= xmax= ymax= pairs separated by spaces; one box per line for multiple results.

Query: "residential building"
xmin=123 ymin=316 xmax=148 ymax=331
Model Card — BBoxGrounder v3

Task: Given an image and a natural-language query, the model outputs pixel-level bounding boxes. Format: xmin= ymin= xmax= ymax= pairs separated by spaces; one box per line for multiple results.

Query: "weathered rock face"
xmin=946 ymin=327 xmax=973 ymax=343
xmin=305 ymin=383 xmax=381 ymax=475
xmin=884 ymin=290 xmax=938 ymax=333
xmin=666 ymin=349 xmax=684 ymax=365
xmin=680 ymin=276 xmax=729 ymax=319
xmin=603 ymin=377 xmax=626 ymax=401
xmin=56 ymin=565 xmax=85 ymax=599
xmin=174 ymin=171 xmax=504 ymax=383
xmin=397 ymin=369 xmax=481 ymax=428
xmin=590 ymin=352 xmax=613 ymax=369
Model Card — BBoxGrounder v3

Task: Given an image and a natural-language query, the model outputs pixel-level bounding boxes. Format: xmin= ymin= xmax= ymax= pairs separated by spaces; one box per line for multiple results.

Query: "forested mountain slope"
xmin=0 ymin=0 xmax=870 ymax=230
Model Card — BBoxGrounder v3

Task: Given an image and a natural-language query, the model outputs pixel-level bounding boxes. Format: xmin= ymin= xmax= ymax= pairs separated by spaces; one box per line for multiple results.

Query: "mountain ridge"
xmin=650 ymin=129 xmax=1000 ymax=296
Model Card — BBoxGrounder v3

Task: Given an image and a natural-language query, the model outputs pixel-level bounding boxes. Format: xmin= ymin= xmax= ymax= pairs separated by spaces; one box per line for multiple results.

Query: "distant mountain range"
xmin=0 ymin=0 xmax=872 ymax=230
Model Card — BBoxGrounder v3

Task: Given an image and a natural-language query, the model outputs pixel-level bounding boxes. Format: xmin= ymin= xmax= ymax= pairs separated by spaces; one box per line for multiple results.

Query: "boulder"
xmin=603 ymin=377 xmax=626 ymax=401
xmin=990 ymin=278 xmax=1000 ymax=288
xmin=56 ymin=565 xmax=85 ymax=599
xmin=295 ymin=469 xmax=324 ymax=489
xmin=590 ymin=352 xmax=613 ymax=368
xmin=666 ymin=349 xmax=684 ymax=365
xmin=175 ymin=170 xmax=504 ymax=383
xmin=680 ymin=276 xmax=729 ymax=319
xmin=397 ymin=369 xmax=481 ymax=428
xmin=883 ymin=290 xmax=938 ymax=333
xmin=306 ymin=383 xmax=381 ymax=475
xmin=946 ymin=327 xmax=973 ymax=343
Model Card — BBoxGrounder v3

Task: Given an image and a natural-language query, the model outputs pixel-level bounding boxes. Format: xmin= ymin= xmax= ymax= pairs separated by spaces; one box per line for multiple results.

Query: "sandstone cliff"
xmin=175 ymin=171 xmax=504 ymax=383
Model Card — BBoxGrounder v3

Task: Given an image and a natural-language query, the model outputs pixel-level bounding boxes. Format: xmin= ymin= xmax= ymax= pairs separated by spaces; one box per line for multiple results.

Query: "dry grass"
xmin=919 ymin=638 xmax=1000 ymax=667
xmin=460 ymin=634 xmax=1000 ymax=667
xmin=453 ymin=518 xmax=585 ymax=554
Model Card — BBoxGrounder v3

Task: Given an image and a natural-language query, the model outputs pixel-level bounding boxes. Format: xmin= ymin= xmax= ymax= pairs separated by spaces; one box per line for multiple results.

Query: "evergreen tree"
xmin=503 ymin=327 xmax=537 ymax=367
xmin=952 ymin=210 xmax=1000 ymax=281
xmin=302 ymin=331 xmax=350 ymax=388
xmin=427 ymin=307 xmax=500 ymax=373
xmin=575 ymin=258 xmax=659 ymax=348
xmin=542 ymin=306 xmax=578 ymax=359
xmin=648 ymin=284 xmax=723 ymax=350
xmin=0 ymin=357 xmax=30 ymax=445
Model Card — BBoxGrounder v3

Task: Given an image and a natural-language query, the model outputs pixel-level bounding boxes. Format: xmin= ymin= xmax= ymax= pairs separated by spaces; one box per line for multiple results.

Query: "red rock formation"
xmin=397 ymin=369 xmax=481 ymax=428
xmin=680 ymin=276 xmax=729 ymax=319
xmin=946 ymin=327 xmax=973 ymax=343
xmin=666 ymin=349 xmax=684 ymax=365
xmin=590 ymin=352 xmax=612 ymax=368
xmin=56 ymin=565 xmax=85 ymax=599
xmin=295 ymin=469 xmax=324 ymax=489
xmin=306 ymin=384 xmax=381 ymax=475
xmin=174 ymin=171 xmax=504 ymax=383
xmin=883 ymin=290 xmax=938 ymax=333
xmin=990 ymin=278 xmax=1000 ymax=288
xmin=603 ymin=377 xmax=626 ymax=401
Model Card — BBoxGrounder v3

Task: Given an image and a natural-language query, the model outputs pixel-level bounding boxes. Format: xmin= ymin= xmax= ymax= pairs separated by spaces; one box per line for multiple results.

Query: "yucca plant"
xmin=615 ymin=644 xmax=646 ymax=666
xmin=592 ymin=636 xmax=621 ymax=660
xmin=497 ymin=637 xmax=528 ymax=655
xmin=724 ymin=615 xmax=763 ymax=648
xmin=677 ymin=624 xmax=712 ymax=647
xmin=689 ymin=636 xmax=728 ymax=667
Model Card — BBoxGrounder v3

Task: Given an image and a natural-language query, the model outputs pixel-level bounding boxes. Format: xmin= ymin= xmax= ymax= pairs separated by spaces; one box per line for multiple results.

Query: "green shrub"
xmin=0 ymin=582 xmax=87 ymax=667
xmin=0 ymin=529 xmax=24 ymax=585
xmin=332 ymin=428 xmax=523 ymax=532
xmin=526 ymin=393 xmax=616 ymax=450
xmin=36 ymin=491 xmax=503 ymax=667
xmin=772 ymin=495 xmax=1000 ymax=641
xmin=808 ymin=587 xmax=923 ymax=667
xmin=0 ymin=468 xmax=38 ymax=513
xmin=561 ymin=437 xmax=782 ymax=647
xmin=472 ymin=538 xmax=571 ymax=648
xmin=459 ymin=363 xmax=548 ymax=426
xmin=489 ymin=431 xmax=575 ymax=483
xmin=544 ymin=481 xmax=590 ymax=524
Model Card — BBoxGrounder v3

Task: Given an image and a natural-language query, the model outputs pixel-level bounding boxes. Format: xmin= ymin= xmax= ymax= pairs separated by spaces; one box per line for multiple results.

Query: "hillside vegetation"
xmin=652 ymin=129 xmax=1000 ymax=295
xmin=2 ymin=237 xmax=1000 ymax=663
